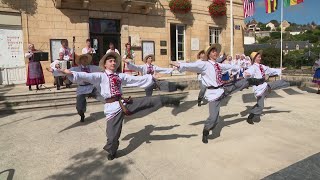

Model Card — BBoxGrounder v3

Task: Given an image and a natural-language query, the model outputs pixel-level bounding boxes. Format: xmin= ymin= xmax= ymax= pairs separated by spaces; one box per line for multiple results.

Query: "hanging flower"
xmin=169 ymin=0 xmax=192 ymax=14
xmin=208 ymin=0 xmax=227 ymax=17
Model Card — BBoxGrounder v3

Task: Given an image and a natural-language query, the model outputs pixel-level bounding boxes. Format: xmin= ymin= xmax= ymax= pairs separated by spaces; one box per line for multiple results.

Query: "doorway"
xmin=89 ymin=19 xmax=121 ymax=71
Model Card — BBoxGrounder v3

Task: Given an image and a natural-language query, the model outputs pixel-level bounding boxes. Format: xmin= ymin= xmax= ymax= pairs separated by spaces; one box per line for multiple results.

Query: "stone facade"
xmin=0 ymin=0 xmax=244 ymax=83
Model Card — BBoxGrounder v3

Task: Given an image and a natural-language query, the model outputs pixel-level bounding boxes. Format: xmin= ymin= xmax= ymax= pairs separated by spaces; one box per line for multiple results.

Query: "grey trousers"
xmin=204 ymin=78 xmax=250 ymax=131
xmin=250 ymin=80 xmax=290 ymax=116
xmin=145 ymin=80 xmax=180 ymax=96
xmin=198 ymin=81 xmax=207 ymax=101
xmin=76 ymin=88 xmax=97 ymax=115
xmin=104 ymin=96 xmax=163 ymax=155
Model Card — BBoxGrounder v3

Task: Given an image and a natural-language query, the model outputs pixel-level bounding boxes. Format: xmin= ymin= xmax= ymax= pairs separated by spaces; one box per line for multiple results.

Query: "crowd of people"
xmin=23 ymin=38 xmax=319 ymax=160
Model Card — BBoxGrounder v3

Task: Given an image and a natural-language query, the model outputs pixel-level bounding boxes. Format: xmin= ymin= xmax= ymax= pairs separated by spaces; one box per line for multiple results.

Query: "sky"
xmin=245 ymin=0 xmax=320 ymax=25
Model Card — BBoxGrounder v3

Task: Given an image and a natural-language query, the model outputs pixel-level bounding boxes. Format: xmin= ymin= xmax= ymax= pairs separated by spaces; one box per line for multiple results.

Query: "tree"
xmin=257 ymin=36 xmax=270 ymax=43
xmin=285 ymin=26 xmax=293 ymax=32
xmin=270 ymin=32 xmax=281 ymax=39
xmin=270 ymin=20 xmax=279 ymax=27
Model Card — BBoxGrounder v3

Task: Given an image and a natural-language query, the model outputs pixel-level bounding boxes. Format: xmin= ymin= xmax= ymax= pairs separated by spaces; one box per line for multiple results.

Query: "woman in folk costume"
xmin=171 ymin=44 xmax=264 ymax=144
xmin=122 ymin=42 xmax=137 ymax=75
xmin=69 ymin=54 xmax=101 ymax=122
xmin=312 ymin=58 xmax=320 ymax=94
xmin=196 ymin=50 xmax=207 ymax=106
xmin=61 ymin=52 xmax=185 ymax=160
xmin=25 ymin=44 xmax=45 ymax=91
xmin=124 ymin=54 xmax=187 ymax=96
xmin=244 ymin=56 xmax=252 ymax=69
xmin=244 ymin=50 xmax=290 ymax=124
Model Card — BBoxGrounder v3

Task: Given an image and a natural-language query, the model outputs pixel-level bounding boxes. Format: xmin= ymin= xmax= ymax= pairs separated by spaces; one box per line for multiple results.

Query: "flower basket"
xmin=208 ymin=0 xmax=227 ymax=17
xmin=169 ymin=0 xmax=192 ymax=14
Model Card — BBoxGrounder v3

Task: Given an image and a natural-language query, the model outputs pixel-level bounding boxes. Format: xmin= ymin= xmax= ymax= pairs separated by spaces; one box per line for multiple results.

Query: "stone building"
xmin=0 ymin=0 xmax=245 ymax=84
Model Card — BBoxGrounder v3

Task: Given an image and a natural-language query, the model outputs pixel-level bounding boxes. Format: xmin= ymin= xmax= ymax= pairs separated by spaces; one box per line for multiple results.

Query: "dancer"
xmin=124 ymin=54 xmax=187 ymax=96
xmin=171 ymin=44 xmax=263 ymax=144
xmin=244 ymin=50 xmax=290 ymax=124
xmin=25 ymin=44 xmax=45 ymax=91
xmin=60 ymin=52 xmax=185 ymax=160
xmin=69 ymin=54 xmax=101 ymax=122
xmin=196 ymin=50 xmax=207 ymax=106
xmin=312 ymin=58 xmax=320 ymax=94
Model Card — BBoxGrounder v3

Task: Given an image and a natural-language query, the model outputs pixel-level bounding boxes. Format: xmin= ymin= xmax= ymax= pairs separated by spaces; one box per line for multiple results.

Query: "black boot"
xmin=36 ymin=85 xmax=40 ymax=90
xmin=80 ymin=113 xmax=85 ymax=122
xmin=197 ymin=98 xmax=202 ymax=107
xmin=247 ymin=78 xmax=265 ymax=86
xmin=29 ymin=85 xmax=32 ymax=91
xmin=247 ymin=113 xmax=255 ymax=124
xmin=103 ymin=145 xmax=116 ymax=160
xmin=202 ymin=129 xmax=209 ymax=144
xmin=317 ymin=90 xmax=320 ymax=94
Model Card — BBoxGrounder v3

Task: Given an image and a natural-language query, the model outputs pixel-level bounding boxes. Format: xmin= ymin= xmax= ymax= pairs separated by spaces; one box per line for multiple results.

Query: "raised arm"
xmin=172 ymin=61 xmax=206 ymax=74
xmin=119 ymin=73 xmax=153 ymax=88
xmin=153 ymin=65 xmax=174 ymax=74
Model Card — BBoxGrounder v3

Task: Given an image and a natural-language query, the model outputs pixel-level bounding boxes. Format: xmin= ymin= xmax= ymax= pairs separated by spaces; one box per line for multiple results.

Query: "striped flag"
xmin=243 ymin=0 xmax=255 ymax=18
xmin=265 ymin=0 xmax=278 ymax=13
xmin=284 ymin=0 xmax=303 ymax=7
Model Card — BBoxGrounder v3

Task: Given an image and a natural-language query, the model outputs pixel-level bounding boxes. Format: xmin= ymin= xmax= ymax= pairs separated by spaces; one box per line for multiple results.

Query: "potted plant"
xmin=169 ymin=0 xmax=192 ymax=14
xmin=208 ymin=0 xmax=227 ymax=17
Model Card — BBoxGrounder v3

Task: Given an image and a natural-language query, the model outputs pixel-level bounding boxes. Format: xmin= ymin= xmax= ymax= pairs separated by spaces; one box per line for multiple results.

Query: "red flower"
xmin=208 ymin=0 xmax=227 ymax=17
xmin=169 ymin=0 xmax=192 ymax=14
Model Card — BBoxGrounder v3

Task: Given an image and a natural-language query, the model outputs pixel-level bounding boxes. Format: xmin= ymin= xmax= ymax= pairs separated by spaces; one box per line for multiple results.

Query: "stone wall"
xmin=0 ymin=0 xmax=245 ymax=83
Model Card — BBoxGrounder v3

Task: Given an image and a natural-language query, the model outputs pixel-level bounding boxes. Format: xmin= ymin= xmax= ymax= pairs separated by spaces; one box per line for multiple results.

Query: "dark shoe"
xmin=107 ymin=154 xmax=115 ymax=160
xmin=66 ymin=84 xmax=71 ymax=88
xmin=317 ymin=90 xmax=320 ymax=94
xmin=247 ymin=113 xmax=255 ymax=124
xmin=197 ymin=98 xmax=202 ymax=107
xmin=36 ymin=85 xmax=40 ymax=90
xmin=29 ymin=88 xmax=32 ymax=91
xmin=80 ymin=114 xmax=85 ymax=122
xmin=57 ymin=87 xmax=61 ymax=90
xmin=202 ymin=129 xmax=209 ymax=144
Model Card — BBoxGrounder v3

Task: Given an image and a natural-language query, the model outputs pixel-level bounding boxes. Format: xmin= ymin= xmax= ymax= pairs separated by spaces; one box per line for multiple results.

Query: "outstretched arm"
xmin=61 ymin=69 xmax=102 ymax=87
xmin=171 ymin=61 xmax=206 ymax=74
xmin=153 ymin=65 xmax=174 ymax=74
xmin=120 ymin=73 xmax=154 ymax=88
xmin=263 ymin=65 xmax=283 ymax=76
xmin=124 ymin=59 xmax=145 ymax=73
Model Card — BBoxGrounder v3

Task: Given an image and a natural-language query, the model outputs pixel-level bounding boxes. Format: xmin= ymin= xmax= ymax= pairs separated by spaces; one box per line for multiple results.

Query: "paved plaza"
xmin=0 ymin=87 xmax=320 ymax=180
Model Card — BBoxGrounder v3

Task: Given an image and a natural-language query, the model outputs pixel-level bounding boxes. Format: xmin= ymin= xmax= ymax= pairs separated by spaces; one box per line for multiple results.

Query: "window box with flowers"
xmin=169 ymin=0 xmax=192 ymax=14
xmin=208 ymin=0 xmax=227 ymax=18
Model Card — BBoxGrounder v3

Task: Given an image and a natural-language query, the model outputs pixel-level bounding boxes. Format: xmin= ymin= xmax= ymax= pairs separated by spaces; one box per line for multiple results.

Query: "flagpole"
xmin=230 ymin=0 xmax=233 ymax=57
xmin=280 ymin=0 xmax=283 ymax=80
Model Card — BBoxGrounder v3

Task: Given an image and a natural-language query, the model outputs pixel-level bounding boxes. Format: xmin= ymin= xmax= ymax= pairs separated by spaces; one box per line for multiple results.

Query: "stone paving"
xmin=0 ymin=87 xmax=319 ymax=180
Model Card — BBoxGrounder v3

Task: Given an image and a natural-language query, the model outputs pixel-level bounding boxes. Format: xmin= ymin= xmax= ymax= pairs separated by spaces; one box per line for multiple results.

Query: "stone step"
xmin=0 ymin=89 xmax=148 ymax=108
xmin=0 ymin=91 xmax=188 ymax=114
xmin=0 ymin=86 xmax=144 ymax=101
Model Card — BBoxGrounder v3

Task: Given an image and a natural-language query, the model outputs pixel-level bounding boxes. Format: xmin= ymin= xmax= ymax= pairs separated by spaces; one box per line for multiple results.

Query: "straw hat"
xmin=75 ymin=54 xmax=92 ymax=65
xmin=99 ymin=51 xmax=121 ymax=70
xmin=143 ymin=54 xmax=155 ymax=62
xmin=205 ymin=44 xmax=221 ymax=59
xmin=250 ymin=50 xmax=263 ymax=62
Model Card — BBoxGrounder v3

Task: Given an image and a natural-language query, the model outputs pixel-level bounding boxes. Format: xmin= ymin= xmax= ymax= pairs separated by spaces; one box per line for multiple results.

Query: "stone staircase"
xmin=0 ymin=87 xmax=188 ymax=114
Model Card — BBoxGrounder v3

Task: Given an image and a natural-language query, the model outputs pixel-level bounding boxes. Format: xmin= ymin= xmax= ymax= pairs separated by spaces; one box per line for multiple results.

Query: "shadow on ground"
xmin=0 ymin=169 xmax=15 ymax=180
xmin=263 ymin=152 xmax=320 ymax=180
xmin=118 ymin=125 xmax=197 ymax=157
xmin=59 ymin=112 xmax=105 ymax=133
xmin=47 ymin=148 xmax=131 ymax=180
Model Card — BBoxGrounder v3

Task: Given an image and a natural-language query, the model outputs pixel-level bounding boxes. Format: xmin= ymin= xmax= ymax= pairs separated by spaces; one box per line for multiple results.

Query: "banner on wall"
xmin=0 ymin=28 xmax=25 ymax=68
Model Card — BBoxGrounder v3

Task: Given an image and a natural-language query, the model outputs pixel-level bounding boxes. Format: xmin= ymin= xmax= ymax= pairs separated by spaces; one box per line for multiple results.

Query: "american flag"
xmin=243 ymin=0 xmax=255 ymax=18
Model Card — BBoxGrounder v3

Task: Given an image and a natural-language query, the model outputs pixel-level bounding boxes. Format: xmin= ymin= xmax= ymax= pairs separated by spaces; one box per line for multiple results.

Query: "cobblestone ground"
xmin=0 ymin=87 xmax=320 ymax=180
